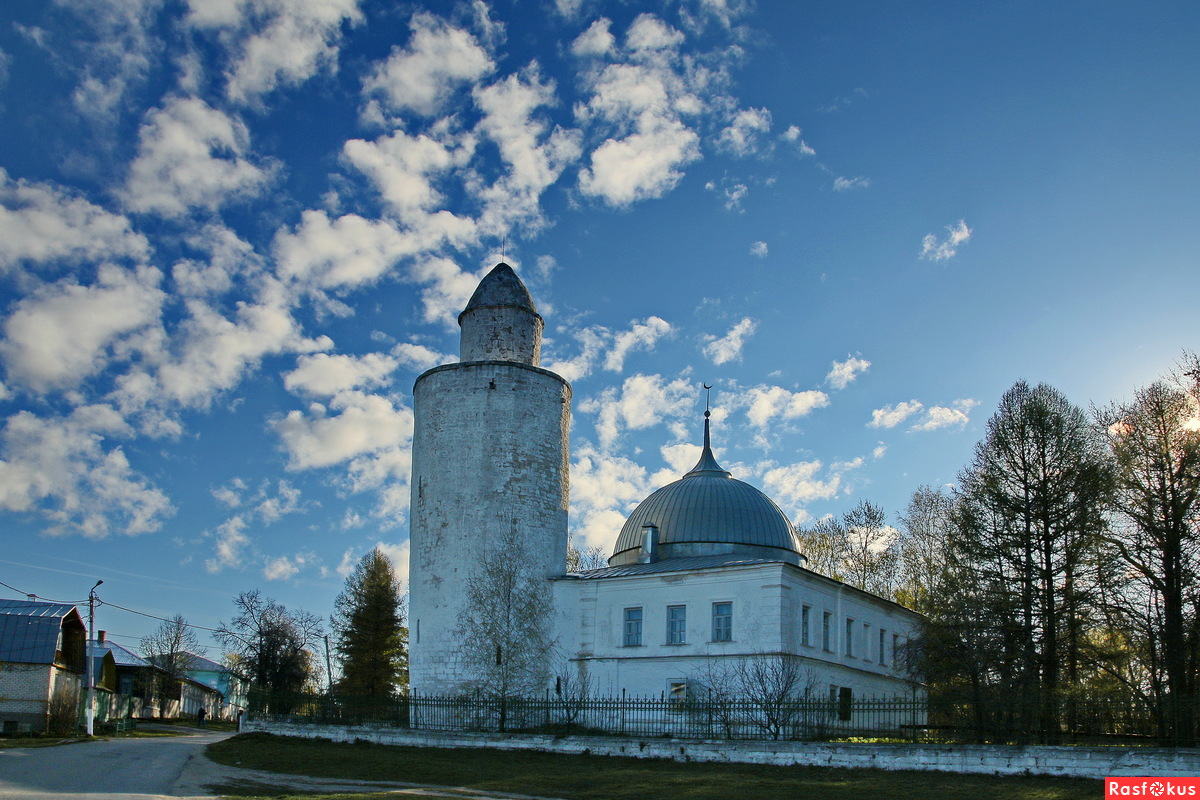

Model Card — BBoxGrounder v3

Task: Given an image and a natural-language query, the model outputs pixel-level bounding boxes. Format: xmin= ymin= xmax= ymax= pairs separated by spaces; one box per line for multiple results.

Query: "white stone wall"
xmin=459 ymin=306 xmax=543 ymax=364
xmin=552 ymin=562 xmax=921 ymax=700
xmin=243 ymin=719 xmax=1200 ymax=779
xmin=410 ymin=361 xmax=570 ymax=693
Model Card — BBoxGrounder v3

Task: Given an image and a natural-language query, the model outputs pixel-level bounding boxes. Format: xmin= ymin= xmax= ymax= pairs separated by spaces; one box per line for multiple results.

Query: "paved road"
xmin=0 ymin=728 xmax=568 ymax=800
xmin=0 ymin=729 xmax=237 ymax=799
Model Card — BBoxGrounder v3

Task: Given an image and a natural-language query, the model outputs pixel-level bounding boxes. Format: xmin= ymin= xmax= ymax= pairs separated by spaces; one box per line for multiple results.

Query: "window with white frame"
xmin=844 ymin=617 xmax=855 ymax=657
xmin=667 ymin=605 xmax=686 ymax=644
xmin=623 ymin=607 xmax=643 ymax=646
xmin=879 ymin=628 xmax=888 ymax=666
xmin=669 ymin=680 xmax=690 ymax=710
xmin=801 ymin=605 xmax=811 ymax=647
xmin=712 ymin=602 xmax=732 ymax=642
xmin=863 ymin=622 xmax=872 ymax=662
xmin=822 ymin=611 xmax=832 ymax=651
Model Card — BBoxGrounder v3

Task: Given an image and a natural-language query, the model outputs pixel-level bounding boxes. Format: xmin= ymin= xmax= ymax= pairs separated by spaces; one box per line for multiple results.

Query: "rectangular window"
xmin=863 ymin=622 xmax=872 ymax=662
xmin=667 ymin=605 xmax=687 ymax=644
xmin=623 ymin=607 xmax=643 ymax=647
xmin=879 ymin=628 xmax=887 ymax=666
xmin=712 ymin=602 xmax=732 ymax=642
xmin=893 ymin=633 xmax=900 ymax=664
xmin=669 ymin=680 xmax=690 ymax=711
xmin=801 ymin=605 xmax=811 ymax=647
xmin=844 ymin=618 xmax=855 ymax=657
xmin=822 ymin=612 xmax=832 ymax=651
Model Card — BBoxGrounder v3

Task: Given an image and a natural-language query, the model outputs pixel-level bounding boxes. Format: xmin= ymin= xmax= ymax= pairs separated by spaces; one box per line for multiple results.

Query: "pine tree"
xmin=331 ymin=548 xmax=408 ymax=699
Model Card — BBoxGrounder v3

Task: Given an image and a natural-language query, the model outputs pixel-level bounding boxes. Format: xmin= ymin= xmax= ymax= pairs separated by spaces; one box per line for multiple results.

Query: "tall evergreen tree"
xmin=331 ymin=547 xmax=408 ymax=699
xmin=1097 ymin=352 xmax=1200 ymax=742
xmin=953 ymin=381 xmax=1111 ymax=736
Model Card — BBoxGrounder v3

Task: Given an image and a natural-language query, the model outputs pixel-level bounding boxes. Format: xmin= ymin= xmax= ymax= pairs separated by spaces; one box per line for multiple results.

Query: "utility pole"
xmin=323 ymin=634 xmax=334 ymax=693
xmin=86 ymin=580 xmax=103 ymax=736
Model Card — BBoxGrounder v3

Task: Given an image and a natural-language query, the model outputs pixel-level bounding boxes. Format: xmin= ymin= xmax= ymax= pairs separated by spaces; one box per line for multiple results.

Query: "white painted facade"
xmin=408 ymin=263 xmax=922 ymax=702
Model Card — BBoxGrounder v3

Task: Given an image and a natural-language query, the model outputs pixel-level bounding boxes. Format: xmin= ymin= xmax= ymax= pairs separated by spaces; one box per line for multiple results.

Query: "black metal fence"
xmin=246 ymin=689 xmax=1197 ymax=746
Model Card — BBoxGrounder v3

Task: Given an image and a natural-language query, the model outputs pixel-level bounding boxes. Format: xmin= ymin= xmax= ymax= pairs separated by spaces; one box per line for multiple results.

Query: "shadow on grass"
xmin=207 ymin=733 xmax=1100 ymax=800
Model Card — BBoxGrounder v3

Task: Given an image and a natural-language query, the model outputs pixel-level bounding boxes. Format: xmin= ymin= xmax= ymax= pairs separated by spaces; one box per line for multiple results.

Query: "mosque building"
xmin=408 ymin=263 xmax=921 ymax=704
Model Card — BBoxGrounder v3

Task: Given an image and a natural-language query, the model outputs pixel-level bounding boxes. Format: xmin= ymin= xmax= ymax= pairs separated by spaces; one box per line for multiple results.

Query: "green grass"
xmin=206 ymin=733 xmax=1101 ymax=800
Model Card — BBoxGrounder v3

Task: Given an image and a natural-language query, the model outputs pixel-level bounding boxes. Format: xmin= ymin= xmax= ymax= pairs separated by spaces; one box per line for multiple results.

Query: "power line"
xmin=0 ymin=578 xmax=86 ymax=605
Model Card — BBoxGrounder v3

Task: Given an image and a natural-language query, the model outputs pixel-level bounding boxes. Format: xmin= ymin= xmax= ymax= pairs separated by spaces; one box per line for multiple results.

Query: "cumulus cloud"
xmin=275 ymin=391 xmax=413 ymax=471
xmin=470 ymin=69 xmax=583 ymax=237
xmin=0 ymin=405 xmax=173 ymax=538
xmin=742 ymin=385 xmax=830 ymax=428
xmin=833 ymin=176 xmax=870 ymax=192
xmin=579 ymin=373 xmax=694 ymax=450
xmin=921 ymin=219 xmax=972 ymax=262
xmin=826 ymin=355 xmax=870 ymax=389
xmin=123 ymin=97 xmax=274 ymax=217
xmin=761 ymin=460 xmax=839 ymax=508
xmin=702 ymin=317 xmax=757 ymax=365
xmin=206 ymin=515 xmax=249 ymax=572
xmin=0 ymin=169 xmax=150 ymax=272
xmin=576 ymin=15 xmax=703 ymax=206
xmin=781 ymin=125 xmax=815 ymax=156
xmin=750 ymin=241 xmax=768 ymax=258
xmin=911 ymin=399 xmax=979 ymax=431
xmin=869 ymin=400 xmax=924 ymax=429
xmin=718 ymin=107 xmax=771 ymax=157
xmin=391 ymin=342 xmax=448 ymax=372
xmin=603 ymin=316 xmax=672 ymax=372
xmin=569 ymin=444 xmax=653 ymax=550
xmin=187 ymin=0 xmax=364 ymax=104
xmin=0 ymin=265 xmax=165 ymax=392
xmin=284 ymin=352 xmax=398 ymax=397
xmin=342 ymin=129 xmax=470 ymax=224
xmin=571 ymin=18 xmax=615 ymax=57
xmin=363 ymin=12 xmax=493 ymax=117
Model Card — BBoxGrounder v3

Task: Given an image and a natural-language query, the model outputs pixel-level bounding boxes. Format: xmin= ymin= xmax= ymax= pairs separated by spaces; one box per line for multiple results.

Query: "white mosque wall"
xmin=553 ymin=562 xmax=921 ymax=701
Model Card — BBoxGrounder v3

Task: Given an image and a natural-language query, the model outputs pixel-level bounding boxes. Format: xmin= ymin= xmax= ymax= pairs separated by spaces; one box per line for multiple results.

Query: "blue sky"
xmin=1 ymin=0 xmax=1196 ymax=660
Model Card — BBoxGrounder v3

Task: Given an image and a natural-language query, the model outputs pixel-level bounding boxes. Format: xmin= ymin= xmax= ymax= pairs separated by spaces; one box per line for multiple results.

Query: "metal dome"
xmin=609 ymin=414 xmax=802 ymax=566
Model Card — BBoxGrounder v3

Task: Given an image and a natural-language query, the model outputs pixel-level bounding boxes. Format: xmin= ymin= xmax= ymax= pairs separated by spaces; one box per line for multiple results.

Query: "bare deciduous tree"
xmin=140 ymin=614 xmax=203 ymax=718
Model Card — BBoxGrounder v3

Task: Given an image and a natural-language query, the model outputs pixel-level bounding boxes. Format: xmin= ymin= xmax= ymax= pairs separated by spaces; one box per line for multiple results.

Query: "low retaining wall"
xmin=240 ymin=718 xmax=1200 ymax=779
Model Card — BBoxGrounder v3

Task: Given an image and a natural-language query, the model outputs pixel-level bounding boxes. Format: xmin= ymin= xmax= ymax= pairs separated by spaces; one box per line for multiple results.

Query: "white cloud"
xmin=826 ymin=355 xmax=871 ymax=389
xmin=373 ymin=539 xmax=410 ymax=586
xmin=284 ymin=352 xmax=398 ymax=397
xmin=761 ymin=460 xmax=839 ymax=508
xmin=603 ymin=316 xmax=672 ymax=372
xmin=0 ymin=405 xmax=173 ymax=538
xmin=343 ymin=129 xmax=468 ymax=222
xmin=147 ymin=288 xmax=326 ymax=409
xmin=575 ymin=15 xmax=704 ymax=207
xmin=718 ymin=107 xmax=771 ymax=157
xmin=206 ymin=515 xmax=249 ymax=572
xmin=123 ymin=96 xmax=274 ymax=217
xmin=275 ymin=391 xmax=414 ymax=471
xmin=579 ymin=373 xmax=694 ymax=450
xmin=203 ymin=0 xmax=365 ymax=104
xmin=0 ymin=265 xmax=165 ymax=393
xmin=921 ymin=219 xmax=973 ymax=262
xmin=391 ymin=342 xmax=448 ymax=372
xmin=55 ymin=0 xmax=160 ymax=123
xmin=781 ymin=125 xmax=815 ymax=156
xmin=569 ymin=444 xmax=653 ymax=549
xmin=750 ymin=241 xmax=768 ymax=258
xmin=869 ymin=400 xmax=923 ymax=429
xmin=263 ymin=555 xmax=300 ymax=580
xmin=702 ymin=317 xmax=757 ymax=365
xmin=407 ymin=256 xmax=484 ymax=327
xmin=833 ymin=176 xmax=870 ymax=192
xmin=0 ymin=169 xmax=150 ymax=272
xmin=363 ymin=12 xmax=493 ymax=117
xmin=723 ymin=183 xmax=748 ymax=211
xmin=253 ymin=479 xmax=302 ymax=523
xmin=911 ymin=398 xmax=980 ymax=431
xmin=742 ymin=385 xmax=830 ymax=428
xmin=470 ymin=70 xmax=583 ymax=238
xmin=571 ymin=18 xmax=614 ymax=57
xmin=579 ymin=120 xmax=700 ymax=206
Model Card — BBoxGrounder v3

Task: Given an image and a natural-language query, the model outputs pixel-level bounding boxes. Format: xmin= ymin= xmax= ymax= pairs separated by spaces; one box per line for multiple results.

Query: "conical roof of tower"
xmin=458 ymin=263 xmax=539 ymax=323
xmin=609 ymin=409 xmax=802 ymax=566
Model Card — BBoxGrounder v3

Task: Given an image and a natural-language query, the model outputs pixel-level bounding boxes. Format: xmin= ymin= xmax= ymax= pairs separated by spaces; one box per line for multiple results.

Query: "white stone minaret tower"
xmin=408 ymin=263 xmax=571 ymax=693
